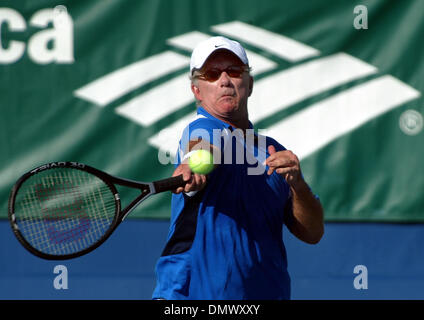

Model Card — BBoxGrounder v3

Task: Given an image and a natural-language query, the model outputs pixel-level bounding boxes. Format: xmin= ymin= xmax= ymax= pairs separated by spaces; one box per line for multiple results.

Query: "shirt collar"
xmin=197 ymin=106 xmax=255 ymax=132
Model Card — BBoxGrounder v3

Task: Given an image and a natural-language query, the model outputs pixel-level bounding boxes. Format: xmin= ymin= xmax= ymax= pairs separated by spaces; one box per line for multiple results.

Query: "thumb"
xmin=174 ymin=163 xmax=192 ymax=181
xmin=268 ymin=145 xmax=277 ymax=155
xmin=263 ymin=145 xmax=277 ymax=166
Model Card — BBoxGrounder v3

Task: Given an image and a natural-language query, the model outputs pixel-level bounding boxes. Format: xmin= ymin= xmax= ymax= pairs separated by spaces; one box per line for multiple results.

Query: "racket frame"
xmin=7 ymin=161 xmax=178 ymax=260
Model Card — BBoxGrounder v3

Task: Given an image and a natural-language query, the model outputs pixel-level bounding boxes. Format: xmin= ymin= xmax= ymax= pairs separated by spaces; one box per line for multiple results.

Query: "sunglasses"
xmin=194 ymin=65 xmax=250 ymax=82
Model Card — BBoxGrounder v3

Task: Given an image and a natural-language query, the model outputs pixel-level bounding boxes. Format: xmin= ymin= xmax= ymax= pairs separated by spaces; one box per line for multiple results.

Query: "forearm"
xmin=289 ymin=180 xmax=324 ymax=244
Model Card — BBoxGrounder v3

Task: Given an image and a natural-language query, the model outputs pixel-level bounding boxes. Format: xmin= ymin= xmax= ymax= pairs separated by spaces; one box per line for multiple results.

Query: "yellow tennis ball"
xmin=188 ymin=150 xmax=214 ymax=174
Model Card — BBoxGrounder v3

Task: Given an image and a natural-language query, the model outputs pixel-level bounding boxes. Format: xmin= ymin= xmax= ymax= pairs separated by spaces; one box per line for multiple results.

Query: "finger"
xmin=276 ymin=168 xmax=301 ymax=184
xmin=264 ymin=154 xmax=277 ymax=167
xmin=179 ymin=164 xmax=193 ymax=182
xmin=195 ymin=174 xmax=208 ymax=191
xmin=174 ymin=165 xmax=192 ymax=193
xmin=176 ymin=173 xmax=193 ymax=193
xmin=276 ymin=167 xmax=293 ymax=176
xmin=193 ymin=173 xmax=208 ymax=190
xmin=268 ymin=151 xmax=298 ymax=167
xmin=173 ymin=186 xmax=184 ymax=194
xmin=267 ymin=166 xmax=275 ymax=176
xmin=184 ymin=175 xmax=195 ymax=192
xmin=263 ymin=145 xmax=277 ymax=166
xmin=172 ymin=163 xmax=191 ymax=179
xmin=264 ymin=149 xmax=295 ymax=167
xmin=266 ymin=159 xmax=288 ymax=170
xmin=171 ymin=167 xmax=180 ymax=177
xmin=269 ymin=165 xmax=295 ymax=176
xmin=200 ymin=174 xmax=207 ymax=186
xmin=268 ymin=145 xmax=277 ymax=155
xmin=189 ymin=174 xmax=202 ymax=191
xmin=183 ymin=170 xmax=192 ymax=182
xmin=184 ymin=175 xmax=204 ymax=192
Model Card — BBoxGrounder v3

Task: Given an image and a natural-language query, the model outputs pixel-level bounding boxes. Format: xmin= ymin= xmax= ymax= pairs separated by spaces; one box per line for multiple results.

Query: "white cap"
xmin=190 ymin=36 xmax=249 ymax=75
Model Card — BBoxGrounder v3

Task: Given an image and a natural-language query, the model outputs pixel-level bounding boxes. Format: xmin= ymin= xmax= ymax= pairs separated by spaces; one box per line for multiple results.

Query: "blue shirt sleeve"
xmin=177 ymin=117 xmax=226 ymax=164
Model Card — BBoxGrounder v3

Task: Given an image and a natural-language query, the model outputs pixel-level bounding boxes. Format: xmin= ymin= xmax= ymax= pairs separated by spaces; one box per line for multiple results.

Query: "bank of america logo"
xmin=74 ymin=21 xmax=421 ymax=160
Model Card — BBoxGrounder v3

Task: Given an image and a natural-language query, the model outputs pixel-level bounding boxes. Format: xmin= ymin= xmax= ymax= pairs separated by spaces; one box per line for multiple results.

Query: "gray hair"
xmin=189 ymin=70 xmax=201 ymax=85
xmin=189 ymin=70 xmax=201 ymax=106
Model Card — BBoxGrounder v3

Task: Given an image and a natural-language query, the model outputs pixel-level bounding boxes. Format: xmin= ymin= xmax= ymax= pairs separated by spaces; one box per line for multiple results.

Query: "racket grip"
xmin=153 ymin=175 xmax=186 ymax=193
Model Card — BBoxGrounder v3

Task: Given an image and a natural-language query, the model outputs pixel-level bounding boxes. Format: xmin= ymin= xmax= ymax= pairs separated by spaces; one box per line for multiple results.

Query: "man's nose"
xmin=218 ymin=72 xmax=232 ymax=86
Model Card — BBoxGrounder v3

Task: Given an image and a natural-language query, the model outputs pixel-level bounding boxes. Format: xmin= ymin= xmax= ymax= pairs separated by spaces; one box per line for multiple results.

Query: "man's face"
xmin=191 ymin=50 xmax=253 ymax=123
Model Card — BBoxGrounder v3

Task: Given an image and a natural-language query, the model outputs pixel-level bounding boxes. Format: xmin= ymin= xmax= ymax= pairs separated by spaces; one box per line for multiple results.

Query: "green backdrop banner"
xmin=1 ymin=0 xmax=423 ymax=221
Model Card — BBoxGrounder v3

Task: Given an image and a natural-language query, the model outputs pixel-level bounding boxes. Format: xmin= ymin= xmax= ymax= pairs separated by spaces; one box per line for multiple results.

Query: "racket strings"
xmin=14 ymin=168 xmax=117 ymax=256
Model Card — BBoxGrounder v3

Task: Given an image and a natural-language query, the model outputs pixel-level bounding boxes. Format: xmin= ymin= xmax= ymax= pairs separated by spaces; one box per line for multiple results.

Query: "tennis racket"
xmin=8 ymin=161 xmax=186 ymax=260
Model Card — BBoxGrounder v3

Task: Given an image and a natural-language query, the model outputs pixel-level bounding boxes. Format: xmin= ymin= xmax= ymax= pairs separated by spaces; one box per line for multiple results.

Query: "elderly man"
xmin=153 ymin=36 xmax=324 ymax=300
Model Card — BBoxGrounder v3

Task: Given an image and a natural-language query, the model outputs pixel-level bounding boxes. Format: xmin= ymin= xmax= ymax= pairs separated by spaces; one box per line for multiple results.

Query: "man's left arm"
xmin=288 ymin=180 xmax=324 ymax=244
xmin=265 ymin=145 xmax=324 ymax=244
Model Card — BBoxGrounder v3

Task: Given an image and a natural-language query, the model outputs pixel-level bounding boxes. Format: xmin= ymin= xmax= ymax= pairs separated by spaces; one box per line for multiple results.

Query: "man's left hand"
xmin=264 ymin=145 xmax=303 ymax=189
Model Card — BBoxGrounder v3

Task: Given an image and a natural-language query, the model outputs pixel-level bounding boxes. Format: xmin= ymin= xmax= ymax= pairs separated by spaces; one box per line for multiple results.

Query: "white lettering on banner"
xmin=0 ymin=8 xmax=26 ymax=63
xmin=28 ymin=8 xmax=74 ymax=64
xmin=353 ymin=5 xmax=368 ymax=30
xmin=0 ymin=7 xmax=74 ymax=64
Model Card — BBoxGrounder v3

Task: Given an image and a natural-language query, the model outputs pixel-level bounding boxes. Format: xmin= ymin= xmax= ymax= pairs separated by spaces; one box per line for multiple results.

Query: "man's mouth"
xmin=220 ymin=92 xmax=235 ymax=98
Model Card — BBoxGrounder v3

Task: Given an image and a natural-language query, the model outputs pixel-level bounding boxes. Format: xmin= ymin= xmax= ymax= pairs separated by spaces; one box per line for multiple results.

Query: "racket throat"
xmin=120 ymin=183 xmax=155 ymax=222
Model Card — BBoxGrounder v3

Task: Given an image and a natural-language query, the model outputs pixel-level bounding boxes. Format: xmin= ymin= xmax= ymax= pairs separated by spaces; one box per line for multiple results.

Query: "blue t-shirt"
xmin=152 ymin=107 xmax=293 ymax=300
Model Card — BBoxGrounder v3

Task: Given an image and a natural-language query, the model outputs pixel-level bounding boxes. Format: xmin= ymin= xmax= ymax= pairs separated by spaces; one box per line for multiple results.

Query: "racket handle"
xmin=153 ymin=175 xmax=186 ymax=193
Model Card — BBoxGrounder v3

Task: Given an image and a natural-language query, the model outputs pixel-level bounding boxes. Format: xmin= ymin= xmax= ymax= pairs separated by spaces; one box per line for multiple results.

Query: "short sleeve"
xmin=177 ymin=118 xmax=226 ymax=164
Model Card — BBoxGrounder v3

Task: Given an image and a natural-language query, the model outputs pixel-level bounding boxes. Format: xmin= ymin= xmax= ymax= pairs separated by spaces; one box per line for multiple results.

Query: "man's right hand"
xmin=172 ymin=163 xmax=208 ymax=194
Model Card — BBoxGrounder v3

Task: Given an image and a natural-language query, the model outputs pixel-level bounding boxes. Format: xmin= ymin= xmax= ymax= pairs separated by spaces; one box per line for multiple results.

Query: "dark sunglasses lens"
xmin=201 ymin=66 xmax=245 ymax=81
xmin=226 ymin=67 xmax=244 ymax=77
xmin=204 ymin=69 xmax=221 ymax=81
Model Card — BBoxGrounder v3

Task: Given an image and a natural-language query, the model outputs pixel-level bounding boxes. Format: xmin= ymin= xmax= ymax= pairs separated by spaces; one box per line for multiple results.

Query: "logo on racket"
xmin=35 ymin=181 xmax=90 ymax=244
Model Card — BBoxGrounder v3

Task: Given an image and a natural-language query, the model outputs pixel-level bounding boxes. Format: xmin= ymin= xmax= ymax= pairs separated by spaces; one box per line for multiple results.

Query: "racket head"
xmin=8 ymin=162 xmax=121 ymax=260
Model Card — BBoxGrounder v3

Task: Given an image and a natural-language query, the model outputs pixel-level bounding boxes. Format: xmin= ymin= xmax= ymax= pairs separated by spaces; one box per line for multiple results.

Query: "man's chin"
xmin=219 ymin=105 xmax=239 ymax=115
xmin=218 ymin=98 xmax=238 ymax=110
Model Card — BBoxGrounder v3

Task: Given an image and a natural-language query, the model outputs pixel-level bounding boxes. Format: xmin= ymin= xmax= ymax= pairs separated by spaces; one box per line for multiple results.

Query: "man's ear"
xmin=248 ymin=76 xmax=254 ymax=97
xmin=191 ymin=83 xmax=201 ymax=102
